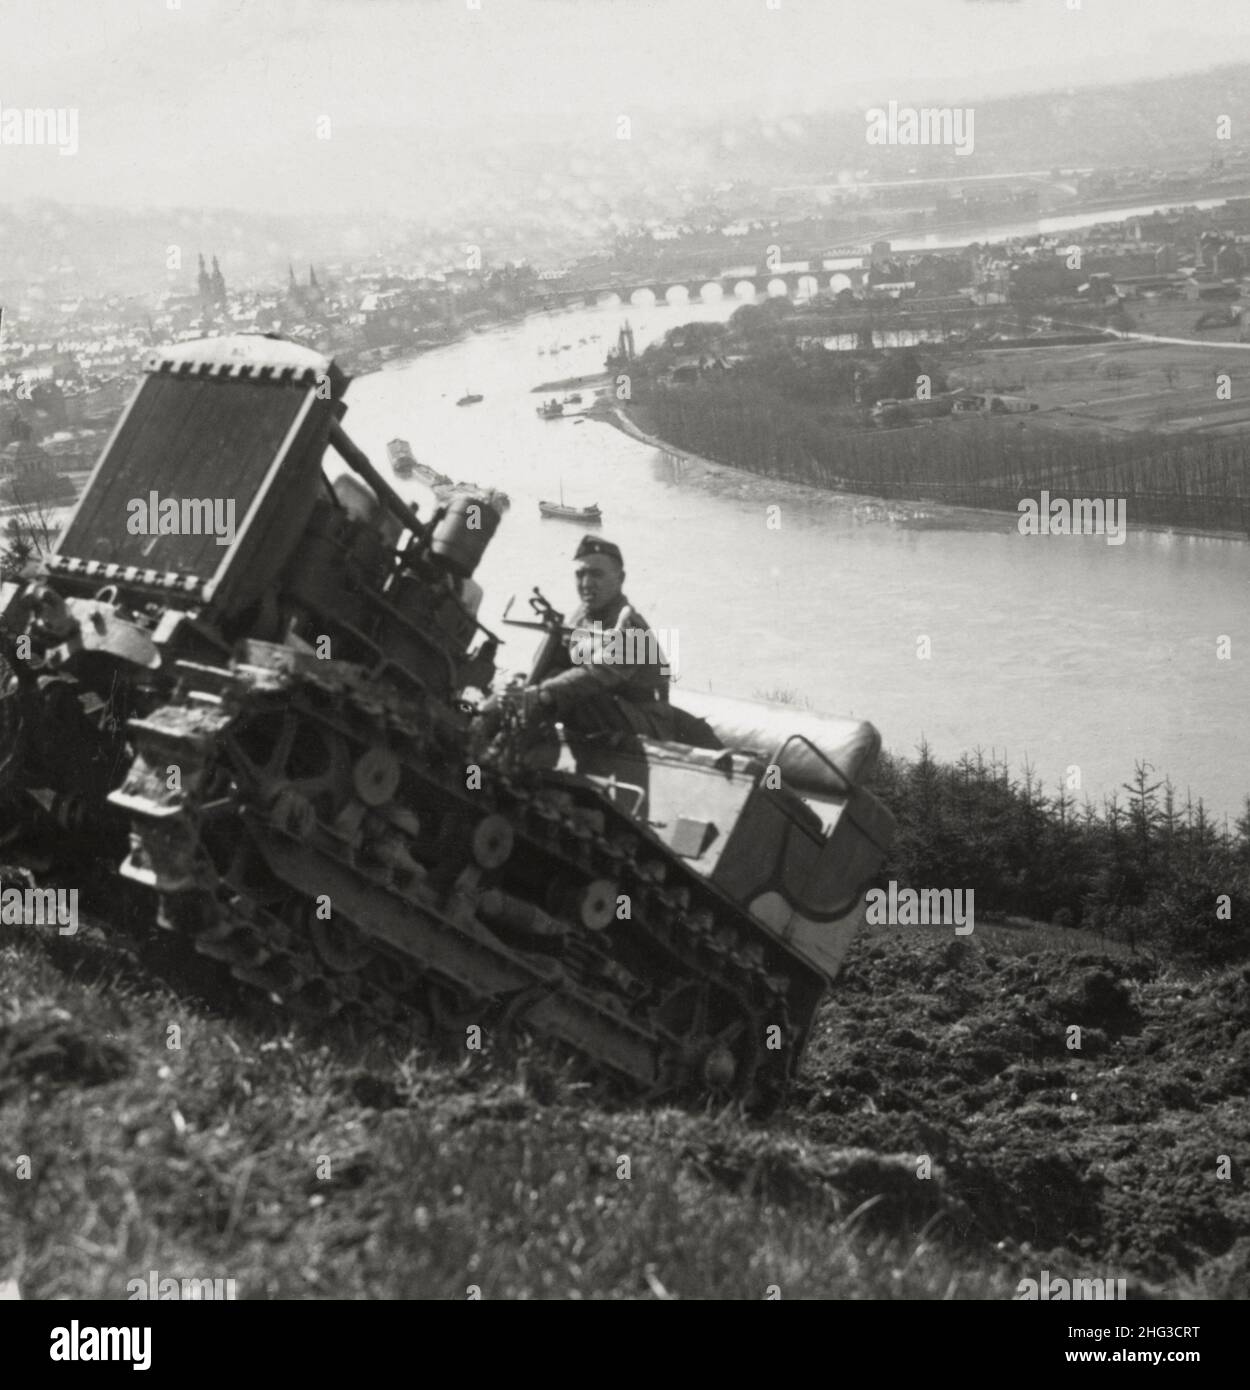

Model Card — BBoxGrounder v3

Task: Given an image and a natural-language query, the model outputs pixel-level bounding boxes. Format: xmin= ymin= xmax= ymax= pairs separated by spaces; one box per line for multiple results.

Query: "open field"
xmin=1126 ymin=300 xmax=1248 ymax=346
xmin=2 ymin=886 xmax=1246 ymax=1300
xmin=948 ymin=339 xmax=1250 ymax=439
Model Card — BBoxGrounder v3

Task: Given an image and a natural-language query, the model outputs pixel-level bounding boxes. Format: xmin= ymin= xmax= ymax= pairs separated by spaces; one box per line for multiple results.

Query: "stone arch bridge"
xmin=544 ymin=265 xmax=867 ymax=310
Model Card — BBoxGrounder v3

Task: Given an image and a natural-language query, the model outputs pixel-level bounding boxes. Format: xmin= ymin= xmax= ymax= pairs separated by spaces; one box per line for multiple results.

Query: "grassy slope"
xmin=1 ymin=910 xmax=1247 ymax=1301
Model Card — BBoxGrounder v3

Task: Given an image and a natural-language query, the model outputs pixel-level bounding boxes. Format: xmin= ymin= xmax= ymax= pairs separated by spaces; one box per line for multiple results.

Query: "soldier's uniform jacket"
xmin=537 ymin=593 xmax=669 ymax=717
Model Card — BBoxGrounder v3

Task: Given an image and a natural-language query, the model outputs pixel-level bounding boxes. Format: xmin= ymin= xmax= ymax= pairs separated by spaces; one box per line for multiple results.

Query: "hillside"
xmin=2 ymin=891 xmax=1246 ymax=1300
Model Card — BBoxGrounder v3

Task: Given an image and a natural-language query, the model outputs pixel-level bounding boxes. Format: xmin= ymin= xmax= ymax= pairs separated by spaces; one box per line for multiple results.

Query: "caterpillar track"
xmin=0 ymin=334 xmax=894 ymax=1112
xmin=110 ymin=647 xmax=806 ymax=1108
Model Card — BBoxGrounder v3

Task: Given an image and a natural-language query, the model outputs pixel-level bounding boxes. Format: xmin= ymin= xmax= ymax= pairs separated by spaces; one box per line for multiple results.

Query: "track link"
xmin=110 ymin=655 xmax=818 ymax=1109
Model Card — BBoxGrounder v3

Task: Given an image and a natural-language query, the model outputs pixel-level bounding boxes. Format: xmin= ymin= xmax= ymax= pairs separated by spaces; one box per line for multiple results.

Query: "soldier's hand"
xmin=504 ymin=685 xmax=553 ymax=725
xmin=520 ymin=687 xmax=544 ymax=724
xmin=476 ymin=691 xmax=505 ymax=736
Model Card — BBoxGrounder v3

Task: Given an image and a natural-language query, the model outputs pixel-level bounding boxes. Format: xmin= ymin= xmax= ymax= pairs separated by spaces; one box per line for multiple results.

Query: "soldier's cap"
xmin=573 ymin=535 xmax=623 ymax=566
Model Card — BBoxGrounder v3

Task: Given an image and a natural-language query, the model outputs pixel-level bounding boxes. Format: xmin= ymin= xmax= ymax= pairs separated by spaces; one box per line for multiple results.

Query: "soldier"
xmin=491 ymin=535 xmax=718 ymax=746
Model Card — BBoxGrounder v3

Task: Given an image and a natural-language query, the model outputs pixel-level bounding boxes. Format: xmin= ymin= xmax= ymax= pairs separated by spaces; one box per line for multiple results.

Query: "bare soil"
xmin=2 ymin=891 xmax=1246 ymax=1300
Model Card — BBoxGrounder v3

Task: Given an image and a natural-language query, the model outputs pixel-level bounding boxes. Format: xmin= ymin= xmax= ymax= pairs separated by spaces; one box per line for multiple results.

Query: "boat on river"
xmin=387 ymin=438 xmax=418 ymax=478
xmin=540 ymin=480 xmax=600 ymax=523
xmin=411 ymin=458 xmax=455 ymax=492
xmin=456 ymin=391 xmax=484 ymax=406
xmin=539 ymin=499 xmax=601 ymax=523
xmin=537 ymin=399 xmax=564 ymax=419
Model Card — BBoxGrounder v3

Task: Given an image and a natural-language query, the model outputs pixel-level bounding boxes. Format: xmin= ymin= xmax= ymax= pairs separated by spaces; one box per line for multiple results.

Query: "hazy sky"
xmin=2 ymin=0 xmax=1249 ymax=213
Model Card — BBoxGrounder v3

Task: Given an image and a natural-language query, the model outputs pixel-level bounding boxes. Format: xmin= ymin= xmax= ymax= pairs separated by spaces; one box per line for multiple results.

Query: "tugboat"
xmin=456 ymin=391 xmax=484 ymax=406
xmin=539 ymin=499 xmax=601 ymax=523
xmin=386 ymin=438 xmax=418 ymax=479
xmin=539 ymin=480 xmax=600 ymax=523
xmin=537 ymin=399 xmax=564 ymax=419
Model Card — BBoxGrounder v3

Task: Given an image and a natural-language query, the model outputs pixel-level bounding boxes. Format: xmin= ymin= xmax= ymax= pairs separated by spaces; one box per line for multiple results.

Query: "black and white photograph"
xmin=0 ymin=0 xmax=1247 ymax=1340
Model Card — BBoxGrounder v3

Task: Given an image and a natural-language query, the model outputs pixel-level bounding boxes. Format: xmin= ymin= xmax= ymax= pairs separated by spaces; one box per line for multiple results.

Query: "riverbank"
xmin=604 ymin=401 xmax=1250 ymax=544
xmin=530 ymin=371 xmax=611 ymax=394
xmin=591 ymin=402 xmax=1022 ymax=531
xmin=354 ymin=302 xmax=552 ymax=380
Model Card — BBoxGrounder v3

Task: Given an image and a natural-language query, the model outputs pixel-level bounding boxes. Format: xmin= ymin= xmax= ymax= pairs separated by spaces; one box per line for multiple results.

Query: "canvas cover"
xmin=673 ymin=689 xmax=881 ymax=797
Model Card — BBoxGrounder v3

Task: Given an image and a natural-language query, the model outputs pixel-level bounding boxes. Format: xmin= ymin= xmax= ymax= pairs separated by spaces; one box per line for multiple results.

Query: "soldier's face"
xmin=575 ymin=556 xmax=623 ymax=612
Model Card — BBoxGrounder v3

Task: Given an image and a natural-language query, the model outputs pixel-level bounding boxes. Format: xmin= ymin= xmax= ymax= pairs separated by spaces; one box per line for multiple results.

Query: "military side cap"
xmin=573 ymin=535 xmax=623 ymax=565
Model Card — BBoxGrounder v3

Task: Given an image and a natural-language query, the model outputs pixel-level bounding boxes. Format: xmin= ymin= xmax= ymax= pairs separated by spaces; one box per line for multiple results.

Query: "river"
xmin=344 ymin=297 xmax=1250 ymax=824
xmin=886 ymin=193 xmax=1248 ymax=253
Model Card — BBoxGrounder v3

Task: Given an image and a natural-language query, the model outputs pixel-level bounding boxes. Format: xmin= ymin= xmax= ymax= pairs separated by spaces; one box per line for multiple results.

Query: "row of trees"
xmin=628 ymin=350 xmax=1250 ymax=533
xmin=622 ymin=310 xmax=949 ymax=412
xmin=872 ymin=743 xmax=1250 ymax=964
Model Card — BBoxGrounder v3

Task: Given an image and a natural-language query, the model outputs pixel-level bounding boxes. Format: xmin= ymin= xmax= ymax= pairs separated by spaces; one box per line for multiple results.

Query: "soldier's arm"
xmin=537 ymin=659 xmax=628 ymax=713
xmin=534 ymin=606 xmax=647 ymax=712
xmin=529 ymin=627 xmax=573 ymax=686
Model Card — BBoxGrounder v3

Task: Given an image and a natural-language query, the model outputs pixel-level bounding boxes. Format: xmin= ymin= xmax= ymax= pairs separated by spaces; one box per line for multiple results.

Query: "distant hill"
xmin=668 ymin=63 xmax=1250 ymax=185
xmin=2 ymin=64 xmax=1247 ymax=299
xmin=0 ymin=203 xmax=424 ymax=302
